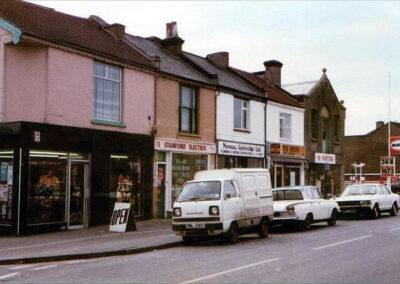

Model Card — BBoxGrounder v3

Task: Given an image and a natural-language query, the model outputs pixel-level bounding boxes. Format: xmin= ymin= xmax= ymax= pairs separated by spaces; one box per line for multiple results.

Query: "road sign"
xmin=380 ymin=156 xmax=395 ymax=177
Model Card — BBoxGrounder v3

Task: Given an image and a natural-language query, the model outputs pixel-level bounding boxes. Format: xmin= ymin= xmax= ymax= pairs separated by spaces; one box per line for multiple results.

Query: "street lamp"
xmin=351 ymin=162 xmax=365 ymax=184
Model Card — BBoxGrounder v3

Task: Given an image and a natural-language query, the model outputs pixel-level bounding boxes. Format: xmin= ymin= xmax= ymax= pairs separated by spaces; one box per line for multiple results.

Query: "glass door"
xmin=68 ymin=162 xmax=89 ymax=229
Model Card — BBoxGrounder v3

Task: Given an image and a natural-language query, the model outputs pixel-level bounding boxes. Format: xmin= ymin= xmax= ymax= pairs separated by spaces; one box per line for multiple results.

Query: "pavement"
xmin=0 ymin=219 xmax=181 ymax=265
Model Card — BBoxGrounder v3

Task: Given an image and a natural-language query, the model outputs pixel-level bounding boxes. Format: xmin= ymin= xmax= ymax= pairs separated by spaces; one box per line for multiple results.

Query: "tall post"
xmin=387 ymin=73 xmax=392 ymax=190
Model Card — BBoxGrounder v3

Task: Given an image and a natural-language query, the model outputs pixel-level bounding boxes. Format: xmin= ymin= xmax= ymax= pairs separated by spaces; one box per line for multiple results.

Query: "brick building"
xmin=343 ymin=122 xmax=400 ymax=185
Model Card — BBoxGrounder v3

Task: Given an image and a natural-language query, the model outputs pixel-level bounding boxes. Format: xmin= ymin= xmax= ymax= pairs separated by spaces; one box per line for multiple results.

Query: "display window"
xmin=171 ymin=153 xmax=207 ymax=207
xmin=28 ymin=151 xmax=68 ymax=224
xmin=110 ymin=155 xmax=142 ymax=216
xmin=0 ymin=150 xmax=13 ymax=225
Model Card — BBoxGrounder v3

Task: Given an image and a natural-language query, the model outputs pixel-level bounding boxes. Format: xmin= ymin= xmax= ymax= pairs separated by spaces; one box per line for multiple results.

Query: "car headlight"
xmin=173 ymin=207 xmax=181 ymax=217
xmin=209 ymin=206 xmax=219 ymax=216
xmin=360 ymin=200 xmax=371 ymax=206
xmin=286 ymin=205 xmax=296 ymax=214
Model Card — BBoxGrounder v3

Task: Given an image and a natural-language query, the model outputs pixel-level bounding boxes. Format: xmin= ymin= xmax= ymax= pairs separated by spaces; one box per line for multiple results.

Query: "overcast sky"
xmin=31 ymin=1 xmax=400 ymax=136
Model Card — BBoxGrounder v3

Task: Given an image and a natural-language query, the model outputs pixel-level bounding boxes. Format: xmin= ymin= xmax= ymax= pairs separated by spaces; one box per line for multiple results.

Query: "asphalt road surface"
xmin=2 ymin=214 xmax=400 ymax=283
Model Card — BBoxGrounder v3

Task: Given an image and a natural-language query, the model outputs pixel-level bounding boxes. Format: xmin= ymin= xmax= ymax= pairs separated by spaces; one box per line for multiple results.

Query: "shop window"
xmin=0 ymin=150 xmax=13 ymax=225
xmin=28 ymin=151 xmax=68 ymax=225
xmin=93 ymin=62 xmax=122 ymax=123
xmin=171 ymin=153 xmax=207 ymax=207
xmin=234 ymin=98 xmax=249 ymax=130
xmin=334 ymin=115 xmax=340 ymax=143
xmin=179 ymin=85 xmax=198 ymax=133
xmin=279 ymin=112 xmax=292 ymax=140
xmin=311 ymin=108 xmax=318 ymax=140
xmin=110 ymin=155 xmax=142 ymax=216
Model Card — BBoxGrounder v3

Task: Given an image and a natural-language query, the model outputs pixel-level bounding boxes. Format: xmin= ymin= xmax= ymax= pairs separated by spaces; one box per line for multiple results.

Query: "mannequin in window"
xmin=36 ymin=170 xmax=60 ymax=221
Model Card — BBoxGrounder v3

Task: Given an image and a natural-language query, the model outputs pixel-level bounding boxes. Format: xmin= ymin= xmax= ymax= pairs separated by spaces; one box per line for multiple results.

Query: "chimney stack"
xmin=263 ymin=60 xmax=283 ymax=87
xmin=161 ymin=22 xmax=184 ymax=55
xmin=105 ymin=23 xmax=125 ymax=39
xmin=206 ymin=52 xmax=229 ymax=69
xmin=376 ymin=121 xmax=384 ymax=129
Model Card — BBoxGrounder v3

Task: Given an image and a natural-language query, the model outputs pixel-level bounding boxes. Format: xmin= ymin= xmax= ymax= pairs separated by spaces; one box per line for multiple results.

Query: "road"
xmin=1 ymin=214 xmax=400 ymax=283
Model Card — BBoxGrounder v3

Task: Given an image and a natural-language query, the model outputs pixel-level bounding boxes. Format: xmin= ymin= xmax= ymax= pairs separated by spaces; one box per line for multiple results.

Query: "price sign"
xmin=380 ymin=156 xmax=395 ymax=177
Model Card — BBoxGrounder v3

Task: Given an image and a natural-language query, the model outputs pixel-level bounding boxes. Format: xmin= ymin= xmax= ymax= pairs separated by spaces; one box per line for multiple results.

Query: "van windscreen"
xmin=177 ymin=181 xmax=221 ymax=202
xmin=273 ymin=190 xmax=303 ymax=201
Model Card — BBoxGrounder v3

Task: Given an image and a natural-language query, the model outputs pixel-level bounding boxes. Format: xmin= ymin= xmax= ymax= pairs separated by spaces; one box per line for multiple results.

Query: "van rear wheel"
xmin=258 ymin=219 xmax=269 ymax=238
xmin=226 ymin=222 xmax=239 ymax=244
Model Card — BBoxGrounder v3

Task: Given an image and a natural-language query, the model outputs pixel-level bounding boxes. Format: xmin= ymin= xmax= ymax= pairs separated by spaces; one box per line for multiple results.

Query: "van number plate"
xmin=186 ymin=224 xmax=205 ymax=229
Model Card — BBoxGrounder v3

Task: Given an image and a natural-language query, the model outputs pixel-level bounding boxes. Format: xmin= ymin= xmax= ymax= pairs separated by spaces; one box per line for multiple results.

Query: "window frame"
xmin=223 ymin=180 xmax=238 ymax=198
xmin=179 ymin=85 xmax=198 ymax=134
xmin=311 ymin=108 xmax=318 ymax=140
xmin=93 ymin=62 xmax=122 ymax=123
xmin=334 ymin=114 xmax=341 ymax=143
xmin=234 ymin=98 xmax=249 ymax=130
xmin=279 ymin=112 xmax=292 ymax=140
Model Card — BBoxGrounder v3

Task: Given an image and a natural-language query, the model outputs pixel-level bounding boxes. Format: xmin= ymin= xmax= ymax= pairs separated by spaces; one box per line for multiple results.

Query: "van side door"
xmin=222 ymin=180 xmax=242 ymax=225
xmin=241 ymin=174 xmax=260 ymax=219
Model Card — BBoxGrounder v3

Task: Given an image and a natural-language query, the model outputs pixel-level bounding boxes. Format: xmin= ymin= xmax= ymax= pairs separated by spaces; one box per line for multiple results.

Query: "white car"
xmin=272 ymin=186 xmax=340 ymax=230
xmin=335 ymin=183 xmax=400 ymax=219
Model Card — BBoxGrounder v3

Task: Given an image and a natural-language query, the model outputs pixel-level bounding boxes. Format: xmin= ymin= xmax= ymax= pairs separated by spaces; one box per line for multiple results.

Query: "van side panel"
xmin=256 ymin=173 xmax=273 ymax=216
xmin=240 ymin=174 xmax=261 ymax=218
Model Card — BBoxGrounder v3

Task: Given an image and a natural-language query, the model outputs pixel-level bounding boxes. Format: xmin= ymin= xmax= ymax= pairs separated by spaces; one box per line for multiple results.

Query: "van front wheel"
xmin=258 ymin=219 xmax=269 ymax=238
xmin=226 ymin=222 xmax=239 ymax=244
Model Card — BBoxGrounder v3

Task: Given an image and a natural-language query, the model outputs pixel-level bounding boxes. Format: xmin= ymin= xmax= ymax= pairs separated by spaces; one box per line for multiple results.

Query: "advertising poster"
xmin=0 ymin=166 xmax=7 ymax=182
xmin=7 ymin=166 xmax=13 ymax=185
xmin=0 ymin=184 xmax=8 ymax=202
xmin=390 ymin=137 xmax=400 ymax=155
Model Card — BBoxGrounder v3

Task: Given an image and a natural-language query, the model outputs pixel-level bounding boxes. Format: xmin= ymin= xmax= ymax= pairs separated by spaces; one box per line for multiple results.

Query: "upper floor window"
xmin=179 ymin=85 xmax=197 ymax=133
xmin=279 ymin=112 xmax=292 ymax=140
xmin=311 ymin=108 xmax=318 ymax=140
xmin=334 ymin=115 xmax=340 ymax=143
xmin=93 ymin=62 xmax=121 ymax=122
xmin=234 ymin=98 xmax=248 ymax=130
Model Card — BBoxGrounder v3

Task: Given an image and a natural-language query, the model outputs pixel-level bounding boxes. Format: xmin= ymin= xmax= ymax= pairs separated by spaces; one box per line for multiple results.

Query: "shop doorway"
xmin=156 ymin=163 xmax=167 ymax=218
xmin=68 ymin=162 xmax=89 ymax=229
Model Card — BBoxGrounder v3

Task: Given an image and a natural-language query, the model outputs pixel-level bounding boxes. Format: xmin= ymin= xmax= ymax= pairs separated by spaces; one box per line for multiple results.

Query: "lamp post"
xmin=351 ymin=162 xmax=365 ymax=184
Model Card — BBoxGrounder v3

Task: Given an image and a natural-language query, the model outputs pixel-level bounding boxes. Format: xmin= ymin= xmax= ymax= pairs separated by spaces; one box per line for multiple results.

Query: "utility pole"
xmin=387 ymin=73 xmax=392 ymax=190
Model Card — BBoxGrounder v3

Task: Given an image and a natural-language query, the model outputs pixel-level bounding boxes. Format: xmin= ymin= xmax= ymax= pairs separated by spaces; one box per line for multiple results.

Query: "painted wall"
xmin=4 ymin=43 xmax=154 ymax=135
xmin=216 ymin=92 xmax=265 ymax=145
xmin=155 ymin=77 xmax=215 ymax=143
xmin=266 ymin=101 xmax=305 ymax=146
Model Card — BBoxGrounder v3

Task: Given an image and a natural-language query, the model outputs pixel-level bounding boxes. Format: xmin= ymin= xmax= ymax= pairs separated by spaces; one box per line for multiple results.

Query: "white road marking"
xmin=313 ymin=235 xmax=373 ymax=250
xmin=389 ymin=227 xmax=400 ymax=232
xmin=31 ymin=264 xmax=58 ymax=271
xmin=9 ymin=264 xmax=37 ymax=270
xmin=0 ymin=272 xmax=20 ymax=281
xmin=0 ymin=229 xmax=170 ymax=252
xmin=179 ymin=258 xmax=281 ymax=284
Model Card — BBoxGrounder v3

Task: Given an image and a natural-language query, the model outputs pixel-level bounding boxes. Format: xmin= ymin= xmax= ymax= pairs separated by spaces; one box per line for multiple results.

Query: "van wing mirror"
xmin=225 ymin=193 xmax=232 ymax=199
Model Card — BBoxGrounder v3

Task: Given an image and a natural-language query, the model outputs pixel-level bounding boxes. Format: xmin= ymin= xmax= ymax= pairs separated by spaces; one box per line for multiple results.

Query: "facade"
xmin=343 ymin=122 xmax=400 ymax=185
xmin=283 ymin=69 xmax=346 ymax=197
xmin=232 ymin=62 xmax=306 ymax=188
xmin=0 ymin=1 xmax=157 ymax=235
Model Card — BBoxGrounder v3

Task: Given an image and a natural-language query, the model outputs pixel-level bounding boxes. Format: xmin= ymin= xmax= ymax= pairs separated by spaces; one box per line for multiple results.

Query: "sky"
xmin=30 ymin=1 xmax=400 ymax=136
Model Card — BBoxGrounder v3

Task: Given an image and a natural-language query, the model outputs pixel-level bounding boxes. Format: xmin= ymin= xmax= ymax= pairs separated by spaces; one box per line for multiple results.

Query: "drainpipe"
xmin=215 ymin=89 xmax=220 ymax=169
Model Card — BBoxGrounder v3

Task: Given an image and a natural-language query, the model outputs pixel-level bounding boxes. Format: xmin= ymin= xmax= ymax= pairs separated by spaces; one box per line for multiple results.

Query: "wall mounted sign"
xmin=218 ymin=141 xmax=264 ymax=158
xmin=155 ymin=138 xmax=216 ymax=154
xmin=270 ymin=143 xmax=306 ymax=158
xmin=380 ymin=156 xmax=395 ymax=177
xmin=390 ymin=137 xmax=400 ymax=155
xmin=315 ymin=153 xmax=336 ymax=165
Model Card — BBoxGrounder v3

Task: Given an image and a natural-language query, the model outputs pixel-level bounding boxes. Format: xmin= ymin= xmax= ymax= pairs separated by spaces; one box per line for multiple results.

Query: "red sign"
xmin=390 ymin=136 xmax=400 ymax=154
xmin=380 ymin=156 xmax=395 ymax=177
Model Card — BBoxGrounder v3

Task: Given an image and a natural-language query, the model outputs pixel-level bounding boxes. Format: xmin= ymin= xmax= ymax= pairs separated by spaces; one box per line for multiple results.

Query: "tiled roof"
xmin=182 ymin=52 xmax=263 ymax=97
xmin=125 ymin=35 xmax=213 ymax=85
xmin=231 ymin=68 xmax=303 ymax=108
xmin=0 ymin=0 xmax=154 ymax=68
xmin=282 ymin=81 xmax=318 ymax=96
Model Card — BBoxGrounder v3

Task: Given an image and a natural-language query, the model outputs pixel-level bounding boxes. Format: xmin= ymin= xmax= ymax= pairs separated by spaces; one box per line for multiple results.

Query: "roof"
xmin=282 ymin=81 xmax=318 ymax=96
xmin=231 ymin=68 xmax=303 ymax=108
xmin=0 ymin=0 xmax=154 ymax=69
xmin=273 ymin=186 xmax=314 ymax=191
xmin=125 ymin=35 xmax=213 ymax=85
xmin=182 ymin=52 xmax=263 ymax=97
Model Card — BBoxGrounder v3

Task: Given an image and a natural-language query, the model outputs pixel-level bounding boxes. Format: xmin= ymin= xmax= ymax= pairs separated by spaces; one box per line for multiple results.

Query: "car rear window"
xmin=273 ymin=190 xmax=303 ymax=201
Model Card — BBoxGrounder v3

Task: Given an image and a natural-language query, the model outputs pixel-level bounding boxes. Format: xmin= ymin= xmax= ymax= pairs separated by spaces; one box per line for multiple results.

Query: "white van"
xmin=171 ymin=169 xmax=273 ymax=244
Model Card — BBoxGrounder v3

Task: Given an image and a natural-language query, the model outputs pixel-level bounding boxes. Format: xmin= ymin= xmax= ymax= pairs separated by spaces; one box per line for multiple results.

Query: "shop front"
xmin=217 ymin=140 xmax=265 ymax=169
xmin=0 ymin=122 xmax=153 ymax=235
xmin=269 ymin=143 xmax=306 ymax=188
xmin=154 ymin=138 xmax=216 ymax=218
xmin=308 ymin=153 xmax=340 ymax=198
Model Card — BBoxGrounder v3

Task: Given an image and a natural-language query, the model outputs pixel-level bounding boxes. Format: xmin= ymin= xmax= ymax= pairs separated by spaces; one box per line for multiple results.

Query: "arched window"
xmin=321 ymin=106 xmax=330 ymax=153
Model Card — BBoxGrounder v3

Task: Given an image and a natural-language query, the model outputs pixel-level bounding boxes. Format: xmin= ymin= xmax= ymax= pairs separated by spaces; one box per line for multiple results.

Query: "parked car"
xmin=335 ymin=183 xmax=400 ymax=219
xmin=272 ymin=186 xmax=340 ymax=230
xmin=171 ymin=169 xmax=273 ymax=244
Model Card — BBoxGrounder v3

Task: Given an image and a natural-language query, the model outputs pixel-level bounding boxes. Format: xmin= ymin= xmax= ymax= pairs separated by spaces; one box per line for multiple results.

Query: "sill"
xmin=91 ymin=119 xmax=126 ymax=128
xmin=334 ymin=141 xmax=341 ymax=145
xmin=177 ymin=132 xmax=201 ymax=138
xmin=233 ymin=128 xmax=251 ymax=133
xmin=311 ymin=138 xmax=318 ymax=142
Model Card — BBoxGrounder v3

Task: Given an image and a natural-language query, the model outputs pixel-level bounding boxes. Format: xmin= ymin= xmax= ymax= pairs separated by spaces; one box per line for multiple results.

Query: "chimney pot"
xmin=206 ymin=52 xmax=229 ymax=69
xmin=105 ymin=23 xmax=125 ymax=39
xmin=263 ymin=60 xmax=283 ymax=87
xmin=166 ymin=21 xmax=178 ymax=38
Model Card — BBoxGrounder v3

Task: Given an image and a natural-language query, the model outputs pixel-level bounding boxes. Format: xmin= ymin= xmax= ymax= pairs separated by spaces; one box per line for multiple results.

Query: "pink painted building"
xmin=0 ymin=1 xmax=158 ymax=235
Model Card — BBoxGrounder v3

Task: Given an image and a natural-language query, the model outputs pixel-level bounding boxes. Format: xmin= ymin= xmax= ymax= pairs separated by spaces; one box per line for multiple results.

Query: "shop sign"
xmin=315 ymin=153 xmax=336 ymax=165
xmin=380 ymin=156 xmax=395 ymax=177
xmin=109 ymin=202 xmax=131 ymax=232
xmin=390 ymin=137 xmax=400 ymax=155
xmin=155 ymin=138 xmax=216 ymax=154
xmin=33 ymin=131 xmax=40 ymax=143
xmin=270 ymin=143 xmax=306 ymax=158
xmin=218 ymin=141 xmax=264 ymax=158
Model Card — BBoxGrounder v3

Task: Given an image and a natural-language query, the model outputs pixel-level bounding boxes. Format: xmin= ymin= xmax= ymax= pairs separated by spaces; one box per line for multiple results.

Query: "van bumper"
xmin=172 ymin=223 xmax=224 ymax=236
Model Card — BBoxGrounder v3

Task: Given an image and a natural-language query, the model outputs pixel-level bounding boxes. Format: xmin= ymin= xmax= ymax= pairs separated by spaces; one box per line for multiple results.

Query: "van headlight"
xmin=360 ymin=200 xmax=371 ymax=206
xmin=173 ymin=207 xmax=181 ymax=217
xmin=209 ymin=206 xmax=219 ymax=216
